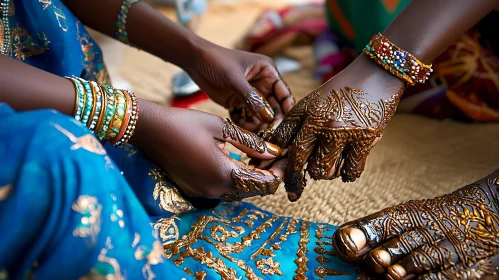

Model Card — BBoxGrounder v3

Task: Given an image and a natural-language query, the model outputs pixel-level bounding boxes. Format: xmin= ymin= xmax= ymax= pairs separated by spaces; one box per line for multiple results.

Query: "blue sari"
xmin=0 ymin=1 xmax=360 ymax=279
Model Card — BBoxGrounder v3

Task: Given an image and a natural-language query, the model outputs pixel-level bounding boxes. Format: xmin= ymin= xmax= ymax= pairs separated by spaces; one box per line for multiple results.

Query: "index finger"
xmin=272 ymin=73 xmax=295 ymax=114
xmin=220 ymin=162 xmax=283 ymax=203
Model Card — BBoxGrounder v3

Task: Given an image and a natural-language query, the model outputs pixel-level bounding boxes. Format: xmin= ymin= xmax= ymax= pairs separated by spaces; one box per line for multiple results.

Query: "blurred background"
xmin=90 ymin=0 xmax=499 ymax=225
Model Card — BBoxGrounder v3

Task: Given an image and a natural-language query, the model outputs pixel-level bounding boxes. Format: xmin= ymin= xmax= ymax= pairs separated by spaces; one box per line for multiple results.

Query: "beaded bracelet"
xmin=66 ymin=77 xmax=139 ymax=146
xmin=78 ymin=78 xmax=94 ymax=125
xmin=112 ymin=90 xmax=139 ymax=147
xmin=68 ymin=77 xmax=84 ymax=120
xmin=105 ymin=89 xmax=127 ymax=141
xmin=115 ymin=0 xmax=141 ymax=44
xmin=364 ymin=33 xmax=433 ymax=86
xmin=99 ymin=84 xmax=118 ymax=140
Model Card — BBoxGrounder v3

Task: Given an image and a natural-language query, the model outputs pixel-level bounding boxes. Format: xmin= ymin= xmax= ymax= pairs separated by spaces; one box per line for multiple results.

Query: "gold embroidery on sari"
xmin=39 ymin=0 xmax=67 ymax=31
xmin=72 ymin=195 xmax=102 ymax=242
xmin=79 ymin=237 xmax=124 ymax=280
xmin=0 ymin=184 xmax=13 ymax=201
xmin=11 ymin=24 xmax=49 ymax=60
xmin=314 ymin=225 xmax=350 ymax=278
xmin=164 ymin=207 xmax=284 ymax=280
xmin=133 ymin=231 xmax=164 ymax=280
xmin=153 ymin=216 xmax=180 ymax=245
xmin=110 ymin=203 xmax=125 ymax=228
xmin=76 ymin=22 xmax=110 ymax=85
xmin=149 ymin=166 xmax=194 ymax=214
xmin=294 ymin=221 xmax=310 ymax=279
xmin=52 ymin=123 xmax=107 ymax=155
xmin=122 ymin=144 xmax=138 ymax=158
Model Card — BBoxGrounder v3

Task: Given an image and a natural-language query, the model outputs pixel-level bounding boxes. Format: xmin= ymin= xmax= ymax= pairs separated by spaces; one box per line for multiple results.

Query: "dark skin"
xmin=261 ymin=0 xmax=499 ymax=278
xmin=269 ymin=0 xmax=499 ymax=200
xmin=63 ymin=0 xmax=294 ymax=131
xmin=0 ymin=54 xmax=286 ymax=200
xmin=0 ymin=0 xmax=299 ymax=200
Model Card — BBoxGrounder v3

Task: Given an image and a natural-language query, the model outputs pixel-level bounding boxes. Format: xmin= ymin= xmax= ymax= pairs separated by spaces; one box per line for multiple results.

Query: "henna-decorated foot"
xmin=333 ymin=171 xmax=499 ymax=279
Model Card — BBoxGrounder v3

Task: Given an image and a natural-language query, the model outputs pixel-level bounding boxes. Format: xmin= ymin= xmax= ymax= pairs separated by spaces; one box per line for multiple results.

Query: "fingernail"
xmin=265 ymin=142 xmax=282 ymax=156
xmin=287 ymin=191 xmax=298 ymax=202
xmin=340 ymin=227 xmax=366 ymax=257
xmin=259 ymin=107 xmax=274 ymax=123
xmin=366 ymin=249 xmax=391 ymax=273
xmin=387 ymin=264 xmax=406 ymax=280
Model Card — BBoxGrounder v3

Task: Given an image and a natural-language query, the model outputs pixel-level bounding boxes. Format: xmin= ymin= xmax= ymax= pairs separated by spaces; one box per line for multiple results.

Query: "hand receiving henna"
xmin=130 ymin=100 xmax=285 ymax=202
xmin=266 ymin=54 xmax=405 ymax=201
xmin=185 ymin=43 xmax=294 ymax=132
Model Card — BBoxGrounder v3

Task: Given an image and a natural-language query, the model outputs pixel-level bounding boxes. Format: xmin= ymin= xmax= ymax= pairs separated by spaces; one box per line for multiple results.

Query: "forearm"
xmin=0 ymin=55 xmax=75 ymax=115
xmin=63 ymin=0 xmax=207 ymax=69
xmin=383 ymin=0 xmax=499 ymax=63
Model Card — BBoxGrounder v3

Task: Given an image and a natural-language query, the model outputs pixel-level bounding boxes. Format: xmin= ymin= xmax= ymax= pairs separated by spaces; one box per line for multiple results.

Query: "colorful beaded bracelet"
xmin=66 ymin=77 xmax=139 ymax=146
xmin=364 ymin=33 xmax=433 ymax=86
xmin=115 ymin=0 xmax=141 ymax=44
xmin=112 ymin=90 xmax=139 ymax=147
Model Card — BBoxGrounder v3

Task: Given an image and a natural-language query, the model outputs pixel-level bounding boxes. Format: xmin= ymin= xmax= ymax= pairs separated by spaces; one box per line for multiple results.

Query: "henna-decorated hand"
xmin=266 ymin=55 xmax=406 ymax=201
xmin=333 ymin=170 xmax=499 ymax=279
xmin=130 ymin=100 xmax=285 ymax=202
xmin=185 ymin=43 xmax=294 ymax=132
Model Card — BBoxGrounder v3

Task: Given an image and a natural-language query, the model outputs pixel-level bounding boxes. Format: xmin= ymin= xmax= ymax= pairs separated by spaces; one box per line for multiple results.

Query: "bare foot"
xmin=333 ymin=171 xmax=499 ymax=279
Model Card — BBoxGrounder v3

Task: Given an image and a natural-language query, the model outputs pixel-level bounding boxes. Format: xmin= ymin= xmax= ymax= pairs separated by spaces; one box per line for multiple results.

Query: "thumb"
xmin=217 ymin=118 xmax=282 ymax=160
xmin=236 ymin=82 xmax=274 ymax=123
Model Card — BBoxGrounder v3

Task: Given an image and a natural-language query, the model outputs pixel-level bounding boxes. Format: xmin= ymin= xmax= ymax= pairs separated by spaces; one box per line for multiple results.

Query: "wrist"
xmin=325 ymin=54 xmax=405 ymax=100
xmin=128 ymin=98 xmax=151 ymax=149
xmin=160 ymin=31 xmax=209 ymax=70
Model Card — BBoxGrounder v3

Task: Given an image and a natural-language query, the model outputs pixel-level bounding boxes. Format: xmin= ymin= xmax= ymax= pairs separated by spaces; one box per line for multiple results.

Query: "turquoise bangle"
xmin=68 ymin=77 xmax=85 ymax=121
xmin=77 ymin=78 xmax=94 ymax=125
xmin=107 ymin=90 xmax=127 ymax=139
xmin=97 ymin=85 xmax=116 ymax=140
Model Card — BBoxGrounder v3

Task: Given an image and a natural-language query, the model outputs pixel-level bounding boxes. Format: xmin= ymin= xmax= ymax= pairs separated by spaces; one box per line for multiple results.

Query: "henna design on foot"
xmin=334 ymin=171 xmax=499 ymax=279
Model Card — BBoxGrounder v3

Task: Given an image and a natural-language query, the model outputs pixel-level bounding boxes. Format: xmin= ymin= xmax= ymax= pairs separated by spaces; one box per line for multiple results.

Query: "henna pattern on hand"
xmin=220 ymin=165 xmax=281 ymax=203
xmin=269 ymin=87 xmax=402 ymax=201
xmin=223 ymin=118 xmax=266 ymax=153
xmin=222 ymin=118 xmax=280 ymax=156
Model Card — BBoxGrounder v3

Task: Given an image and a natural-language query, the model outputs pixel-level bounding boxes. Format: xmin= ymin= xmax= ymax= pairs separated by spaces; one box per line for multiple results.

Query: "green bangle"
xmin=77 ymin=78 xmax=94 ymax=125
xmin=67 ymin=76 xmax=85 ymax=121
xmin=97 ymin=85 xmax=116 ymax=140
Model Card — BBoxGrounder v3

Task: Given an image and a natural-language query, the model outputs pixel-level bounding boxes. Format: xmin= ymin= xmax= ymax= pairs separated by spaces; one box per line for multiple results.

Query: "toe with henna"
xmin=333 ymin=170 xmax=499 ymax=279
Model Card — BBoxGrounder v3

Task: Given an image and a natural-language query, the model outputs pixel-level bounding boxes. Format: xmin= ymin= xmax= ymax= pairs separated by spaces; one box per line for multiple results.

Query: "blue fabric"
xmin=0 ymin=105 xmax=359 ymax=279
xmin=0 ymin=0 xmax=359 ymax=279
xmin=2 ymin=0 xmax=109 ymax=83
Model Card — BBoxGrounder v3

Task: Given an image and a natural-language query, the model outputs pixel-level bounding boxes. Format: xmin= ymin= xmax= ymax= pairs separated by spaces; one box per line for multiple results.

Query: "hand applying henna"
xmin=129 ymin=100 xmax=285 ymax=203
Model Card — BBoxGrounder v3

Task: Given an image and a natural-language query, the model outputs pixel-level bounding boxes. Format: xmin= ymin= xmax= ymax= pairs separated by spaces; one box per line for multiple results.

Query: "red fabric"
xmin=170 ymin=91 xmax=209 ymax=108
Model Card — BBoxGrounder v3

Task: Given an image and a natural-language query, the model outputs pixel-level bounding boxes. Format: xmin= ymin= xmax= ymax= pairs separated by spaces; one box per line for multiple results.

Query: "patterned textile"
xmin=0 ymin=104 xmax=359 ymax=279
xmin=0 ymin=1 xmax=361 ymax=279
xmin=323 ymin=0 xmax=499 ymax=122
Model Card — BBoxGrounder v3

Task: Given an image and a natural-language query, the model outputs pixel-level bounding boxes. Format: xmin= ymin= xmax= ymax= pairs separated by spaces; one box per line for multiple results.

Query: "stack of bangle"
xmin=67 ymin=76 xmax=139 ymax=147
xmin=364 ymin=33 xmax=433 ymax=86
